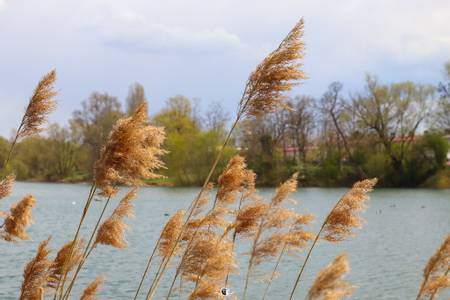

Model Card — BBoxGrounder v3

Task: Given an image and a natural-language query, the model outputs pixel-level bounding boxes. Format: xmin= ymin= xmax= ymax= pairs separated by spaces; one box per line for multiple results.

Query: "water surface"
xmin=1 ymin=183 xmax=449 ymax=299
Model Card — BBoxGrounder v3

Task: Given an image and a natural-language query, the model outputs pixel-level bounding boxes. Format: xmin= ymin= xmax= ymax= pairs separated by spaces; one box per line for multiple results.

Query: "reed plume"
xmin=216 ymin=155 xmax=248 ymax=206
xmin=48 ymin=239 xmax=85 ymax=289
xmin=94 ymin=189 xmax=137 ymax=248
xmin=323 ymin=179 xmax=377 ymax=242
xmin=239 ymin=19 xmax=305 ymax=116
xmin=183 ymin=234 xmax=236 ymax=299
xmin=18 ymin=70 xmax=57 ymax=139
xmin=271 ymin=173 xmax=298 ymax=206
xmin=416 ymin=234 xmax=450 ymax=300
xmin=0 ymin=174 xmax=15 ymax=200
xmin=133 ymin=210 xmax=186 ymax=300
xmin=20 ymin=237 xmax=52 ymax=300
xmin=159 ymin=210 xmax=186 ymax=257
xmin=188 ymin=280 xmax=223 ymax=300
xmin=80 ymin=276 xmax=105 ymax=300
xmin=94 ymin=103 xmax=166 ymax=197
xmin=1 ymin=194 xmax=36 ymax=241
xmin=289 ymin=178 xmax=377 ymax=299
xmin=306 ymin=253 xmax=353 ymax=300
xmin=262 ymin=213 xmax=315 ymax=300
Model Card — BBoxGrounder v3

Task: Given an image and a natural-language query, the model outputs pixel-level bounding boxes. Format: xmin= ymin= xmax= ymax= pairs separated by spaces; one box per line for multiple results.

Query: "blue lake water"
xmin=1 ymin=182 xmax=449 ymax=299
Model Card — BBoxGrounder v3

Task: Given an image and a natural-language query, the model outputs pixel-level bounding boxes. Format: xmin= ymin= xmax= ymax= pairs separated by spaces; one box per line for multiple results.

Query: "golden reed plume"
xmin=271 ymin=172 xmax=298 ymax=206
xmin=262 ymin=213 xmax=315 ymax=300
xmin=306 ymin=253 xmax=353 ymax=300
xmin=240 ymin=19 xmax=306 ymax=117
xmin=216 ymin=155 xmax=248 ymax=206
xmin=289 ymin=178 xmax=377 ymax=300
xmin=80 ymin=276 xmax=105 ymax=300
xmin=20 ymin=237 xmax=52 ymax=300
xmin=95 ymin=189 xmax=137 ymax=248
xmin=94 ymin=103 xmax=166 ymax=197
xmin=2 ymin=70 xmax=57 ymax=174
xmin=18 ymin=70 xmax=57 ymax=139
xmin=0 ymin=174 xmax=15 ymax=200
xmin=133 ymin=209 xmax=186 ymax=300
xmin=323 ymin=179 xmax=377 ymax=242
xmin=159 ymin=209 xmax=186 ymax=257
xmin=48 ymin=239 xmax=85 ymax=289
xmin=188 ymin=279 xmax=223 ymax=300
xmin=1 ymin=195 xmax=36 ymax=241
xmin=416 ymin=234 xmax=450 ymax=300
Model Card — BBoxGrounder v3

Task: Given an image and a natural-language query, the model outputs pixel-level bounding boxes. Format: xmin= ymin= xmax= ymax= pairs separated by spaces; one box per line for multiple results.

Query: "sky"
xmin=0 ymin=0 xmax=449 ymax=137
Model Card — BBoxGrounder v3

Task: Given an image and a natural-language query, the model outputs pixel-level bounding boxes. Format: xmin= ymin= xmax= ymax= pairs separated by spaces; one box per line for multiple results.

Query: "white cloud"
xmin=78 ymin=5 xmax=242 ymax=53
xmin=0 ymin=0 xmax=6 ymax=11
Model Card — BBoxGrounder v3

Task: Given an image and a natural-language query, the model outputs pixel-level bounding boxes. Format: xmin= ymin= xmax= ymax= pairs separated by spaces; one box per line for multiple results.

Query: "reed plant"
xmin=416 ymin=234 xmax=450 ymax=300
xmin=1 ymin=70 xmax=57 ymax=243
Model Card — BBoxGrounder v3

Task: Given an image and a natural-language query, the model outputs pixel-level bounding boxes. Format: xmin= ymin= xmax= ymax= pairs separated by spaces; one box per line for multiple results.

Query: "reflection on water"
xmin=0 ymin=183 xmax=449 ymax=299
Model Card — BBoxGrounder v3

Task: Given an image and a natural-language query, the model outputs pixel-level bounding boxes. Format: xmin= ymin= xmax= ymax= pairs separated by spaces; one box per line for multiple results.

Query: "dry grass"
xmin=417 ymin=234 xmax=450 ymax=299
xmin=159 ymin=209 xmax=185 ymax=257
xmin=0 ymin=174 xmax=15 ymax=200
xmin=18 ymin=70 xmax=57 ymax=139
xmin=1 ymin=195 xmax=36 ymax=241
xmin=306 ymin=253 xmax=353 ymax=300
xmin=240 ymin=19 xmax=306 ymax=116
xmin=20 ymin=237 xmax=52 ymax=300
xmin=48 ymin=239 xmax=85 ymax=289
xmin=94 ymin=103 xmax=166 ymax=197
xmin=323 ymin=179 xmax=377 ymax=242
xmin=95 ymin=189 xmax=137 ymax=248
xmin=289 ymin=178 xmax=377 ymax=299
xmin=80 ymin=277 xmax=105 ymax=300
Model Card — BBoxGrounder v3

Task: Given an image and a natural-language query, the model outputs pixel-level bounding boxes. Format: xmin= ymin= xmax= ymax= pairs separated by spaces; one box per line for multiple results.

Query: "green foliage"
xmin=1 ymin=70 xmax=449 ymax=187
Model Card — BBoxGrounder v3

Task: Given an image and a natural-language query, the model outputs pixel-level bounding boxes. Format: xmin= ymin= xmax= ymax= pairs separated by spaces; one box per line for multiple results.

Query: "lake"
xmin=1 ymin=182 xmax=449 ymax=299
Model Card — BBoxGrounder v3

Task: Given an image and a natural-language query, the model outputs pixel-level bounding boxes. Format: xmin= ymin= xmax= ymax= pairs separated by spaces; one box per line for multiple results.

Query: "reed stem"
xmin=262 ymin=242 xmax=287 ymax=300
xmin=426 ymin=266 xmax=450 ymax=300
xmin=56 ymin=183 xmax=97 ymax=299
xmin=62 ymin=194 xmax=113 ymax=300
xmin=133 ymin=234 xmax=163 ymax=300
xmin=288 ymin=198 xmax=344 ymax=300
xmin=242 ymin=219 xmax=264 ymax=300
xmin=224 ymin=192 xmax=245 ymax=287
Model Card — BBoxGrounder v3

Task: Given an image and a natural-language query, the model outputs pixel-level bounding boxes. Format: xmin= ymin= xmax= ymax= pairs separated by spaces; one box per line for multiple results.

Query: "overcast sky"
xmin=0 ymin=0 xmax=449 ymax=137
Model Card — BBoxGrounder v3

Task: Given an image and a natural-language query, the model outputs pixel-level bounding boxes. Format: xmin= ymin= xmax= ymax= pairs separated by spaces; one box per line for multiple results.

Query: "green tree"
xmin=153 ymin=95 xmax=235 ymax=185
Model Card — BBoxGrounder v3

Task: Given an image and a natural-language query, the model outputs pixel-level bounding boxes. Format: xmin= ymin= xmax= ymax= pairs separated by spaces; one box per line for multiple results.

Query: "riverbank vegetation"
xmin=1 ymin=64 xmax=450 ymax=187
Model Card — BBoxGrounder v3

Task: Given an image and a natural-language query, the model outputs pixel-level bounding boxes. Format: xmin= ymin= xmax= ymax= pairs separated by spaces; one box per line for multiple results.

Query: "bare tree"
xmin=126 ymin=83 xmax=148 ymax=115
xmin=205 ymin=101 xmax=230 ymax=132
xmin=320 ymin=83 xmax=366 ymax=177
xmin=435 ymin=62 xmax=450 ymax=132
xmin=353 ymin=75 xmax=435 ymax=174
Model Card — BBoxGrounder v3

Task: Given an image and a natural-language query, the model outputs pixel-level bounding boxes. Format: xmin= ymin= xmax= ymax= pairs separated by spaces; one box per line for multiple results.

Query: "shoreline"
xmin=13 ymin=179 xmax=450 ymax=189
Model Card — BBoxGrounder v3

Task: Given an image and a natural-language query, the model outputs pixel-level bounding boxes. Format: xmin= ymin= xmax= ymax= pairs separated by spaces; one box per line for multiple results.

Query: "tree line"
xmin=1 ymin=63 xmax=449 ymax=187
